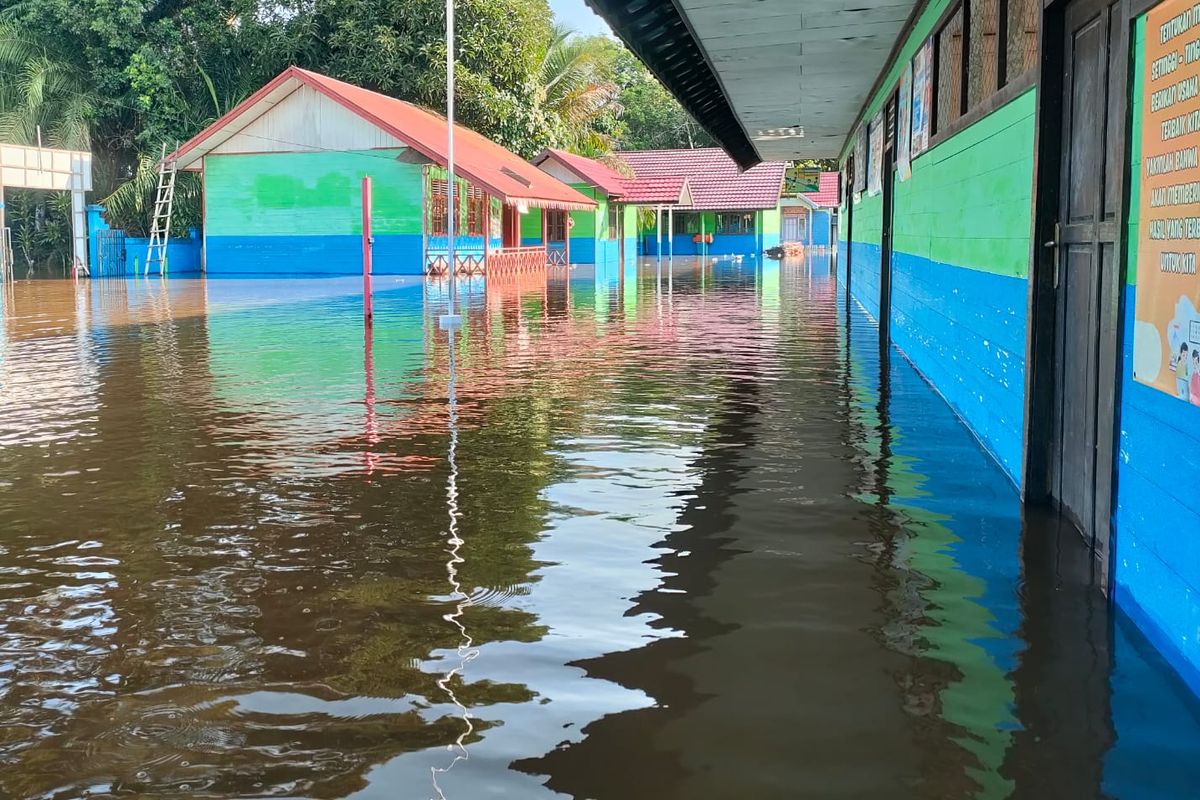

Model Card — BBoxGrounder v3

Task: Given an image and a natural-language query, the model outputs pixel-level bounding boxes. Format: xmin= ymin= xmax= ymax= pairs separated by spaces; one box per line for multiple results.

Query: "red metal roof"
xmin=535 ymin=149 xmax=628 ymax=197
xmin=171 ymin=67 xmax=595 ymax=210
xmin=616 ymin=148 xmax=785 ymax=210
xmin=618 ymin=176 xmax=689 ymax=204
xmin=802 ymin=172 xmax=840 ymax=208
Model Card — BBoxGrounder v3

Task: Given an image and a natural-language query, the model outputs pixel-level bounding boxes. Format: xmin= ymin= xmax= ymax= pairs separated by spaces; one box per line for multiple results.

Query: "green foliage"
xmin=608 ymin=46 xmax=713 ymax=152
xmin=0 ymin=0 xmax=717 ymax=266
xmin=7 ymin=190 xmax=72 ymax=275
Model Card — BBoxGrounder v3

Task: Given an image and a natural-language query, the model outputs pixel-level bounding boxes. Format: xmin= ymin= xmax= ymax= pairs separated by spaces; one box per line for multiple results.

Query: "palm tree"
xmin=537 ymin=24 xmax=620 ymax=156
xmin=0 ymin=25 xmax=95 ymax=149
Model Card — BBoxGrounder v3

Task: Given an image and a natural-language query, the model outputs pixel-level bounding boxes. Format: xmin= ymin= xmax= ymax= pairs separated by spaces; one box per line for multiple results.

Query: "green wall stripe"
xmin=205 ymin=150 xmax=424 ymax=237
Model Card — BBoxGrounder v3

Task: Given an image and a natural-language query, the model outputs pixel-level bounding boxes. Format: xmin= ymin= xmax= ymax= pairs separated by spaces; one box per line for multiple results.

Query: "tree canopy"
xmin=0 ymin=0 xmax=724 ymax=268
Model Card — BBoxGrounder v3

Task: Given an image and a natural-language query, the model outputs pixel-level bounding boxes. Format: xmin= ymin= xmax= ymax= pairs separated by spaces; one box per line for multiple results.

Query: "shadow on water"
xmin=0 ymin=259 xmax=1199 ymax=798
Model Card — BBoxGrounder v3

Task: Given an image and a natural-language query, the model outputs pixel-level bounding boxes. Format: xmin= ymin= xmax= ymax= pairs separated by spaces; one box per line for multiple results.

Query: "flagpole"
xmin=439 ymin=0 xmax=462 ymax=330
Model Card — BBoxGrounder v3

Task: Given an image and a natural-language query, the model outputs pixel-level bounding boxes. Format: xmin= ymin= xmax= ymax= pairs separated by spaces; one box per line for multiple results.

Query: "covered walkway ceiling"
xmin=585 ymin=0 xmax=917 ymax=167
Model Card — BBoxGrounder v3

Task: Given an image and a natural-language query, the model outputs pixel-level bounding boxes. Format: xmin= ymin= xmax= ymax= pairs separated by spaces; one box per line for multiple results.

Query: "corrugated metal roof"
xmin=618 ymin=148 xmax=785 ymax=210
xmin=171 ymin=67 xmax=596 ymax=211
xmin=802 ymin=172 xmax=840 ymax=208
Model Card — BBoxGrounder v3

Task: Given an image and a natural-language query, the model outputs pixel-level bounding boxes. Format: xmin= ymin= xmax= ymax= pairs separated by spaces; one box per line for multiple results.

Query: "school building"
xmin=587 ymin=0 xmax=1200 ymax=695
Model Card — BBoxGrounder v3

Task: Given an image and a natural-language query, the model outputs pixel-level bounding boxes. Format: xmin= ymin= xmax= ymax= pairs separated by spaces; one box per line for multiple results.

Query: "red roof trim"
xmin=171 ymin=66 xmax=595 ymax=211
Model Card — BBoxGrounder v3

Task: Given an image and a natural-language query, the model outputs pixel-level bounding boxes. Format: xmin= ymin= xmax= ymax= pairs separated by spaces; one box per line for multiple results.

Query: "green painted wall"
xmin=892 ymin=90 xmax=1036 ymax=278
xmin=572 ymin=186 xmax=599 ymax=239
xmin=761 ymin=206 xmax=781 ymax=236
xmin=205 ymin=150 xmax=424 ymax=237
xmin=521 ymin=208 xmax=542 ymax=240
xmin=851 ymin=192 xmax=884 ymax=248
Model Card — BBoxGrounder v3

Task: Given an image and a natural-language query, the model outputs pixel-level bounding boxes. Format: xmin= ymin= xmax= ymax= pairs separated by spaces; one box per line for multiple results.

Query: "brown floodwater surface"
xmin=1 ymin=259 xmax=1199 ymax=800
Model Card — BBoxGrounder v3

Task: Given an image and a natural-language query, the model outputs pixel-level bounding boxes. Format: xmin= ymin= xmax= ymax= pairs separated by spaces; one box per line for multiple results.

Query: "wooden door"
xmin=879 ymin=95 xmax=898 ymax=342
xmin=1049 ymin=0 xmax=1126 ymax=579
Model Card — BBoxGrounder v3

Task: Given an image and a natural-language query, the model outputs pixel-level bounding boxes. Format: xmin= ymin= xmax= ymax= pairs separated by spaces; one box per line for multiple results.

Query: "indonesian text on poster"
xmin=868 ymin=110 xmax=884 ymax=196
xmin=897 ymin=62 xmax=913 ymax=181
xmin=911 ymin=40 xmax=933 ymax=156
xmin=1135 ymin=0 xmax=1200 ymax=403
xmin=853 ymin=126 xmax=866 ymax=199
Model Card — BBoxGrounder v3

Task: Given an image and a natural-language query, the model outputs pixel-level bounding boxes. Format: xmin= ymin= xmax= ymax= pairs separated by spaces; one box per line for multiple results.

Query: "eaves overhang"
xmin=583 ymin=0 xmax=761 ymax=170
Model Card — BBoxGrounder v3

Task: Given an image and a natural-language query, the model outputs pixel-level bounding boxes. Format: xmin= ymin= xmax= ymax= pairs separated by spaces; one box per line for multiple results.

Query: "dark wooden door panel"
xmin=1051 ymin=0 xmax=1124 ymax=571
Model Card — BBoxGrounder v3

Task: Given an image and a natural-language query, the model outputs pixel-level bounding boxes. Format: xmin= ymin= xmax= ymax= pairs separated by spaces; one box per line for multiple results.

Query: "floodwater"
xmin=1 ymin=257 xmax=1199 ymax=800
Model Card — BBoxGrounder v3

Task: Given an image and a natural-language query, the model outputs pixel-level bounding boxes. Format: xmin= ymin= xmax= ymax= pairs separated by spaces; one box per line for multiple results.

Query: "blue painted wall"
xmin=206 ymin=234 xmax=422 ymax=275
xmin=811 ymin=210 xmax=833 ymax=247
xmin=643 ymin=233 xmax=761 ymax=257
xmin=1109 ymin=14 xmax=1200 ymax=696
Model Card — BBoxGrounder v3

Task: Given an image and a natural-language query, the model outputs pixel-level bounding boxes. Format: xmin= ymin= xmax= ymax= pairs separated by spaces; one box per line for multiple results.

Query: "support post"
xmin=700 ymin=213 xmax=705 ymax=263
xmin=362 ymin=176 xmax=373 ymax=322
xmin=667 ymin=206 xmax=673 ymax=261
xmin=655 ymin=206 xmax=662 ymax=262
xmin=565 ymin=211 xmax=571 ymax=266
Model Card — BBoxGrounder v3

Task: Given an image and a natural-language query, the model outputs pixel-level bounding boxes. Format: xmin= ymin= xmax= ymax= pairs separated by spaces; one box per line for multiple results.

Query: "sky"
xmin=548 ymin=0 xmax=612 ymax=36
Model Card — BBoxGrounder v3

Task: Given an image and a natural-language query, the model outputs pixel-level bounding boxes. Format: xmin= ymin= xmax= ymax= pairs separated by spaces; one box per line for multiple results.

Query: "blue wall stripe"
xmin=207 ymin=234 xmax=423 ymax=275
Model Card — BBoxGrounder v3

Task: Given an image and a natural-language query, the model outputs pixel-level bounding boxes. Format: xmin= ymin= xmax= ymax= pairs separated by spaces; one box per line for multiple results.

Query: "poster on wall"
xmin=911 ymin=40 xmax=933 ymax=156
xmin=897 ymin=62 xmax=913 ymax=181
xmin=867 ymin=110 xmax=884 ymax=196
xmin=1134 ymin=0 xmax=1200 ymax=404
xmin=853 ymin=125 xmax=866 ymax=199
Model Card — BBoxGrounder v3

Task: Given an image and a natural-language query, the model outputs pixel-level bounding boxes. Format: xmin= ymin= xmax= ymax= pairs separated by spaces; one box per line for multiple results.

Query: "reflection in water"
xmin=0 ymin=262 xmax=1198 ymax=798
xmin=431 ymin=323 xmax=479 ymax=799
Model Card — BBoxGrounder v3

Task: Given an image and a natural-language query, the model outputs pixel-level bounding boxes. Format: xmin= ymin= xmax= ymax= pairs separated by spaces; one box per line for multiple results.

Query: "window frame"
xmin=546 ymin=209 xmax=567 ymax=242
xmin=926 ymin=0 xmax=1038 ymax=150
xmin=608 ymin=204 xmax=620 ymax=240
xmin=715 ymin=211 xmax=755 ymax=236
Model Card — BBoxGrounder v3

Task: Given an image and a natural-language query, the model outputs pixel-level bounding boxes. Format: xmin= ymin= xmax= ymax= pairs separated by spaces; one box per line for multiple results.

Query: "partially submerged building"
xmin=588 ymin=0 xmax=1200 ymax=696
xmin=620 ymin=149 xmax=785 ymax=257
xmin=169 ymin=67 xmax=594 ymax=275
xmin=529 ymin=147 xmax=786 ymax=262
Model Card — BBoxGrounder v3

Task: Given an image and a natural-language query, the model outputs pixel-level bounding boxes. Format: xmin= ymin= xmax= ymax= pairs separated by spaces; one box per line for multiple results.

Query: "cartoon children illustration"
xmin=1178 ymin=342 xmax=1191 ymax=401
xmin=1191 ymin=350 xmax=1200 ymax=407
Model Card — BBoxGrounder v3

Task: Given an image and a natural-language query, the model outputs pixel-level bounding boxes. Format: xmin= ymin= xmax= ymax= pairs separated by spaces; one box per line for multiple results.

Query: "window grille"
xmin=430 ymin=177 xmax=448 ymax=236
xmin=716 ymin=212 xmax=754 ymax=235
xmin=936 ymin=7 xmax=965 ymax=132
xmin=547 ymin=210 xmax=567 ymax=241
xmin=969 ymin=0 xmax=1000 ymax=106
xmin=1005 ymin=0 xmax=1039 ymax=81
xmin=673 ymin=212 xmax=701 ymax=235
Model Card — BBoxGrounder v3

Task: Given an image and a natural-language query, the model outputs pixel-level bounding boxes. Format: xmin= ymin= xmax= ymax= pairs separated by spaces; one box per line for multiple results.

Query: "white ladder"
xmin=146 ymin=143 xmax=177 ymax=275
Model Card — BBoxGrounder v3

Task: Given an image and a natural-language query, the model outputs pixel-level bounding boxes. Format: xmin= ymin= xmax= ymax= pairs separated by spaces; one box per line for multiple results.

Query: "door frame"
xmin=880 ymin=93 xmax=899 ymax=343
xmin=1023 ymin=0 xmax=1134 ymax=587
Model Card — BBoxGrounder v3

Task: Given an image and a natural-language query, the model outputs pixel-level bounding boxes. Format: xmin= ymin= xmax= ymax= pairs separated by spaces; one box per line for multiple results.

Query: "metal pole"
xmin=667 ymin=206 xmax=673 ymax=261
xmin=655 ymin=206 xmax=661 ymax=263
xmin=362 ymin=175 xmax=373 ymax=322
xmin=439 ymin=0 xmax=462 ymax=330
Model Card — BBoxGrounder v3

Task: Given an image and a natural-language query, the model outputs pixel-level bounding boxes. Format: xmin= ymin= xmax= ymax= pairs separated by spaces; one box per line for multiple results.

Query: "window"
xmin=608 ymin=204 xmax=620 ymax=240
xmin=968 ymin=0 xmax=1000 ymax=108
xmin=716 ymin=212 xmax=754 ymax=235
xmin=547 ymin=209 xmax=567 ymax=242
xmin=430 ymin=177 xmax=448 ymax=236
xmin=673 ymin=212 xmax=701 ymax=235
xmin=465 ymin=186 xmax=487 ymax=237
xmin=930 ymin=0 xmax=1038 ymax=137
xmin=1005 ymin=0 xmax=1039 ymax=81
xmin=935 ymin=7 xmax=965 ymax=133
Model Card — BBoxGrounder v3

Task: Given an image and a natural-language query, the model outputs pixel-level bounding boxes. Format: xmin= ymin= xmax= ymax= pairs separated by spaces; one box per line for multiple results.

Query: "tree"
xmin=536 ymin=26 xmax=620 ymax=156
xmin=310 ymin=0 xmax=554 ymax=157
xmin=609 ymin=46 xmax=712 ymax=151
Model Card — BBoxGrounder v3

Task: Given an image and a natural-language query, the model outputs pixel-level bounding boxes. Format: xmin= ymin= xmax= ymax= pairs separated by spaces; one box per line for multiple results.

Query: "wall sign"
xmin=897 ymin=62 xmax=913 ymax=182
xmin=1135 ymin=0 xmax=1200 ymax=403
xmin=853 ymin=125 xmax=867 ymax=199
xmin=867 ymin=110 xmax=884 ymax=196
xmin=911 ymin=40 xmax=933 ymax=156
